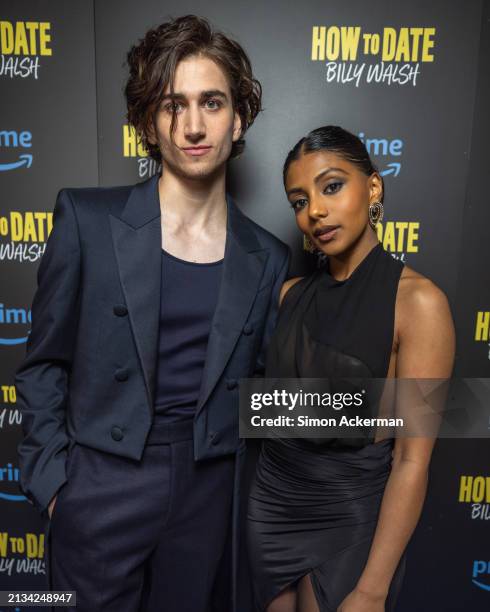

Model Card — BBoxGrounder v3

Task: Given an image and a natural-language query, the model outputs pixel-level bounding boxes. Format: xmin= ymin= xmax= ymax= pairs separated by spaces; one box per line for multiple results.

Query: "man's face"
xmin=151 ymin=53 xmax=242 ymax=181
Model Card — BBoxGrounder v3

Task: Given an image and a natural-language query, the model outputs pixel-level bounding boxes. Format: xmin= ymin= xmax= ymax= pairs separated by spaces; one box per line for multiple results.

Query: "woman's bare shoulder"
xmin=395 ymin=265 xmax=455 ymax=377
xmin=397 ymin=265 xmax=451 ymax=320
xmin=280 ymin=277 xmax=304 ymax=306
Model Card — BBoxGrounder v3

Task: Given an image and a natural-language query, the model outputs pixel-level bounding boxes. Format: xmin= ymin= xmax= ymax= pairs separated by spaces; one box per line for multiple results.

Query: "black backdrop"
xmin=1 ymin=1 xmax=489 ymax=610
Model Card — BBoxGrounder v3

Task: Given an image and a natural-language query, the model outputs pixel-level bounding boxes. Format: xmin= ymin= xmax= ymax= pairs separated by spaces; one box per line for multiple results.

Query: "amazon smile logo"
xmin=0 ymin=130 xmax=33 ymax=172
xmin=0 ymin=462 xmax=25 ymax=503
xmin=0 ymin=303 xmax=31 ymax=345
xmin=473 ymin=560 xmax=490 ymax=592
xmin=358 ymin=132 xmax=403 ymax=177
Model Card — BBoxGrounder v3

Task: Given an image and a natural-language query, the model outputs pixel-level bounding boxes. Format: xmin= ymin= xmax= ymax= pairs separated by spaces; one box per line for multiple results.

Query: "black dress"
xmin=247 ymin=242 xmax=407 ymax=611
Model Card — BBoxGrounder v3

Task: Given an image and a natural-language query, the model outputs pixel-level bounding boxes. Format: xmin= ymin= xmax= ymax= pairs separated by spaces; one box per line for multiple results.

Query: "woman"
xmin=246 ymin=126 xmax=455 ymax=612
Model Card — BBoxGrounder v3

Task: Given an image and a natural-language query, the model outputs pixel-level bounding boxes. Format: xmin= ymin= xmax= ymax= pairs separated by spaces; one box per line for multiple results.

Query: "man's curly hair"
xmin=124 ymin=14 xmax=263 ymax=163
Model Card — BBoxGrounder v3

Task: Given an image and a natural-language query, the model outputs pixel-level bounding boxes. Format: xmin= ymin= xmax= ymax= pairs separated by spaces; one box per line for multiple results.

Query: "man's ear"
xmin=232 ymin=111 xmax=242 ymax=142
xmin=146 ymin=121 xmax=157 ymax=146
xmin=145 ymin=112 xmax=162 ymax=146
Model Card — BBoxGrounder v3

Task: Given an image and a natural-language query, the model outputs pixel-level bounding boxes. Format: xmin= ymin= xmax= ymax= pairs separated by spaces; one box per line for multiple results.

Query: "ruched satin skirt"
xmin=246 ymin=438 xmax=406 ymax=611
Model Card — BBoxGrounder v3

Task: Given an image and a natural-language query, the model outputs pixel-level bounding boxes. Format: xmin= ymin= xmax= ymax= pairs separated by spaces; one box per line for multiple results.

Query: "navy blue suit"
xmin=15 ymin=172 xmax=290 ymax=611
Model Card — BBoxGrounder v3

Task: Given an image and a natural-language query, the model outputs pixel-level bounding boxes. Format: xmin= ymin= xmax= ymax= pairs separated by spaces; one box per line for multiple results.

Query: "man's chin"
xmin=174 ymin=160 xmax=225 ymax=182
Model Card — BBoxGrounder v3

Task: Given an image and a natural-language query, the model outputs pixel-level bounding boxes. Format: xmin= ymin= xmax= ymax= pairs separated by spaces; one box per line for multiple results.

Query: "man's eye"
xmin=324 ymin=181 xmax=343 ymax=194
xmin=205 ymin=99 xmax=222 ymax=110
xmin=291 ymin=198 xmax=307 ymax=212
xmin=164 ymin=102 xmax=183 ymax=113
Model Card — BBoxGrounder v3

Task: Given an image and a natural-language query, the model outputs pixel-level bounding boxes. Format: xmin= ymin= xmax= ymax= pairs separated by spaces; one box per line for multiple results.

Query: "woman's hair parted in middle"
xmin=124 ymin=14 xmax=263 ymax=163
xmin=283 ymin=126 xmax=385 ymax=203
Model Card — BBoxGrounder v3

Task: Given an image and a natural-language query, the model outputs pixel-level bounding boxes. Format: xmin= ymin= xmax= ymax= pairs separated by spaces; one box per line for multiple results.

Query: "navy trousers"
xmin=45 ymin=418 xmax=236 ymax=611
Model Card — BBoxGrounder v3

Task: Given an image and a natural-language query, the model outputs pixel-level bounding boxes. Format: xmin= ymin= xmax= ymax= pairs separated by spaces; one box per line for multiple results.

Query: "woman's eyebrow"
xmin=286 ymin=166 xmax=350 ymax=196
xmin=286 ymin=186 xmax=305 ymax=197
xmin=314 ymin=167 xmax=349 ymax=184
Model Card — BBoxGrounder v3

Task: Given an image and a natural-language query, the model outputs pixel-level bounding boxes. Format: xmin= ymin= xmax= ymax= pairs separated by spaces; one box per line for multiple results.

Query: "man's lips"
xmin=182 ymin=145 xmax=212 ymax=157
xmin=313 ymin=225 xmax=340 ymax=242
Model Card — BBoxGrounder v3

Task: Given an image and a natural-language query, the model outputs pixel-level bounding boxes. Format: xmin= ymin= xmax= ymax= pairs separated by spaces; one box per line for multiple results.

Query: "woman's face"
xmin=284 ymin=148 xmax=382 ymax=256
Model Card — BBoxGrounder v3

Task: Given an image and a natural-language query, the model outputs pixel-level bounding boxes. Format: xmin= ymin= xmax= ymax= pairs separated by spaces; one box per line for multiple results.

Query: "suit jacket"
xmin=15 ymin=172 xmax=290 ymax=523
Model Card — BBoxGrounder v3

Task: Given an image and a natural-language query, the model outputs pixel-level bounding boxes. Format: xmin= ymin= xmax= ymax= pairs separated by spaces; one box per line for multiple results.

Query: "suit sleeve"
xmin=252 ymin=244 xmax=291 ymax=378
xmin=15 ymin=188 xmax=82 ymax=517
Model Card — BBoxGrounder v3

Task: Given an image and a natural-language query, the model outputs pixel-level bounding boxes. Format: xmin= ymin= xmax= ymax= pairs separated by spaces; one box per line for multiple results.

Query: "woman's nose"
xmin=308 ymin=196 xmax=329 ymax=219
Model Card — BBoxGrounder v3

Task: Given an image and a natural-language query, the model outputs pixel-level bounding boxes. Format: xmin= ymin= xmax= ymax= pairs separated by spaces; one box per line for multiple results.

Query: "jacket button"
xmin=226 ymin=378 xmax=238 ymax=390
xmin=209 ymin=431 xmax=222 ymax=445
xmin=243 ymin=323 xmax=254 ymax=335
xmin=113 ymin=304 xmax=128 ymax=316
xmin=114 ymin=367 xmax=129 ymax=381
xmin=111 ymin=426 xmax=124 ymax=441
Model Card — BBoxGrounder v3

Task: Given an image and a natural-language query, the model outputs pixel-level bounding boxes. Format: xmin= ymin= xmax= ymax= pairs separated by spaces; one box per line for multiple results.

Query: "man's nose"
xmin=183 ymin=104 xmax=205 ymax=140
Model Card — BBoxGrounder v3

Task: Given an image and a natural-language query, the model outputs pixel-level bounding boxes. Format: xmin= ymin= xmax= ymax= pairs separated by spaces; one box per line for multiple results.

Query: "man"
xmin=15 ymin=14 xmax=289 ymax=612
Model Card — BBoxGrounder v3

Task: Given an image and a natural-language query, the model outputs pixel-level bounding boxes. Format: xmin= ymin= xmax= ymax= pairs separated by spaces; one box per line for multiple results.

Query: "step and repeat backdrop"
xmin=1 ymin=1 xmax=489 ymax=610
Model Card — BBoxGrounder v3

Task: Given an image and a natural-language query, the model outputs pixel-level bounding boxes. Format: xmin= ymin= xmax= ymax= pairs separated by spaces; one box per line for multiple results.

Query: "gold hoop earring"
xmin=368 ymin=201 xmax=384 ymax=228
xmin=303 ymin=234 xmax=316 ymax=253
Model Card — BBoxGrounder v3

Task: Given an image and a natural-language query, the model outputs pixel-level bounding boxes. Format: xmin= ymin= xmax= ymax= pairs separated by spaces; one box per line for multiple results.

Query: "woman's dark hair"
xmin=283 ymin=125 xmax=384 ymax=203
xmin=124 ymin=14 xmax=262 ymax=163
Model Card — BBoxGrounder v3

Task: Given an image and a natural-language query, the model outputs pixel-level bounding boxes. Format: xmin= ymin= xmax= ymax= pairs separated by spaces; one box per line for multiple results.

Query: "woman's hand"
xmin=337 ymin=587 xmax=385 ymax=612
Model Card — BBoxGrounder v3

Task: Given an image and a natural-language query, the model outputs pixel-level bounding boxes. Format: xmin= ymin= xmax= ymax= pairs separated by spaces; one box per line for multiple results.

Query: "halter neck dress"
xmin=246 ymin=242 xmax=407 ymax=612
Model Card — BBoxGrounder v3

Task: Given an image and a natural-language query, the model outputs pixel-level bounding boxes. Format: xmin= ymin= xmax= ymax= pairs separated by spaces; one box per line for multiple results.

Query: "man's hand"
xmin=47 ymin=494 xmax=57 ymax=520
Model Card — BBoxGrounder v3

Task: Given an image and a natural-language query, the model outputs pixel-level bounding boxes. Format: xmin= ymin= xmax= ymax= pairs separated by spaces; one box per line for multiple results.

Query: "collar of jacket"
xmin=112 ymin=171 xmax=263 ymax=254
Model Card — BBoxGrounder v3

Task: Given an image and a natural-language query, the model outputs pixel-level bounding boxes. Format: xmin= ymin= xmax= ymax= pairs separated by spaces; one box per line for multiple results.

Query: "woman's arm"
xmin=339 ymin=275 xmax=456 ymax=611
xmin=279 ymin=276 xmax=303 ymax=306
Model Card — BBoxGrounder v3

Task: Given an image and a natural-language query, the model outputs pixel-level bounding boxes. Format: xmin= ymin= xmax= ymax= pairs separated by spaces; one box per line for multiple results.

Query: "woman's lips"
xmin=314 ymin=226 xmax=340 ymax=242
xmin=182 ymin=146 xmax=212 ymax=157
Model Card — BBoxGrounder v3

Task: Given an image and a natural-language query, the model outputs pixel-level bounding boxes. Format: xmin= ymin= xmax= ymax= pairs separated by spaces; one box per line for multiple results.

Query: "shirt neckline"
xmin=161 ymin=248 xmax=224 ymax=267
xmin=323 ymin=242 xmax=382 ymax=286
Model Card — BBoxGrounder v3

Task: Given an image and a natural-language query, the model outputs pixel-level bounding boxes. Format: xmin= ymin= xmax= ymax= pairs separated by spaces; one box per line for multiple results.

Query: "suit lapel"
xmin=195 ymin=195 xmax=269 ymax=417
xmin=109 ymin=174 xmax=162 ymax=414
xmin=109 ymin=173 xmax=268 ymax=418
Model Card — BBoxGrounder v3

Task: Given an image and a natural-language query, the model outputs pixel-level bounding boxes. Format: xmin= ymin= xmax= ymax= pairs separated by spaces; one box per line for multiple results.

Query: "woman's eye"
xmin=291 ymin=198 xmax=308 ymax=212
xmin=324 ymin=181 xmax=343 ymax=194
